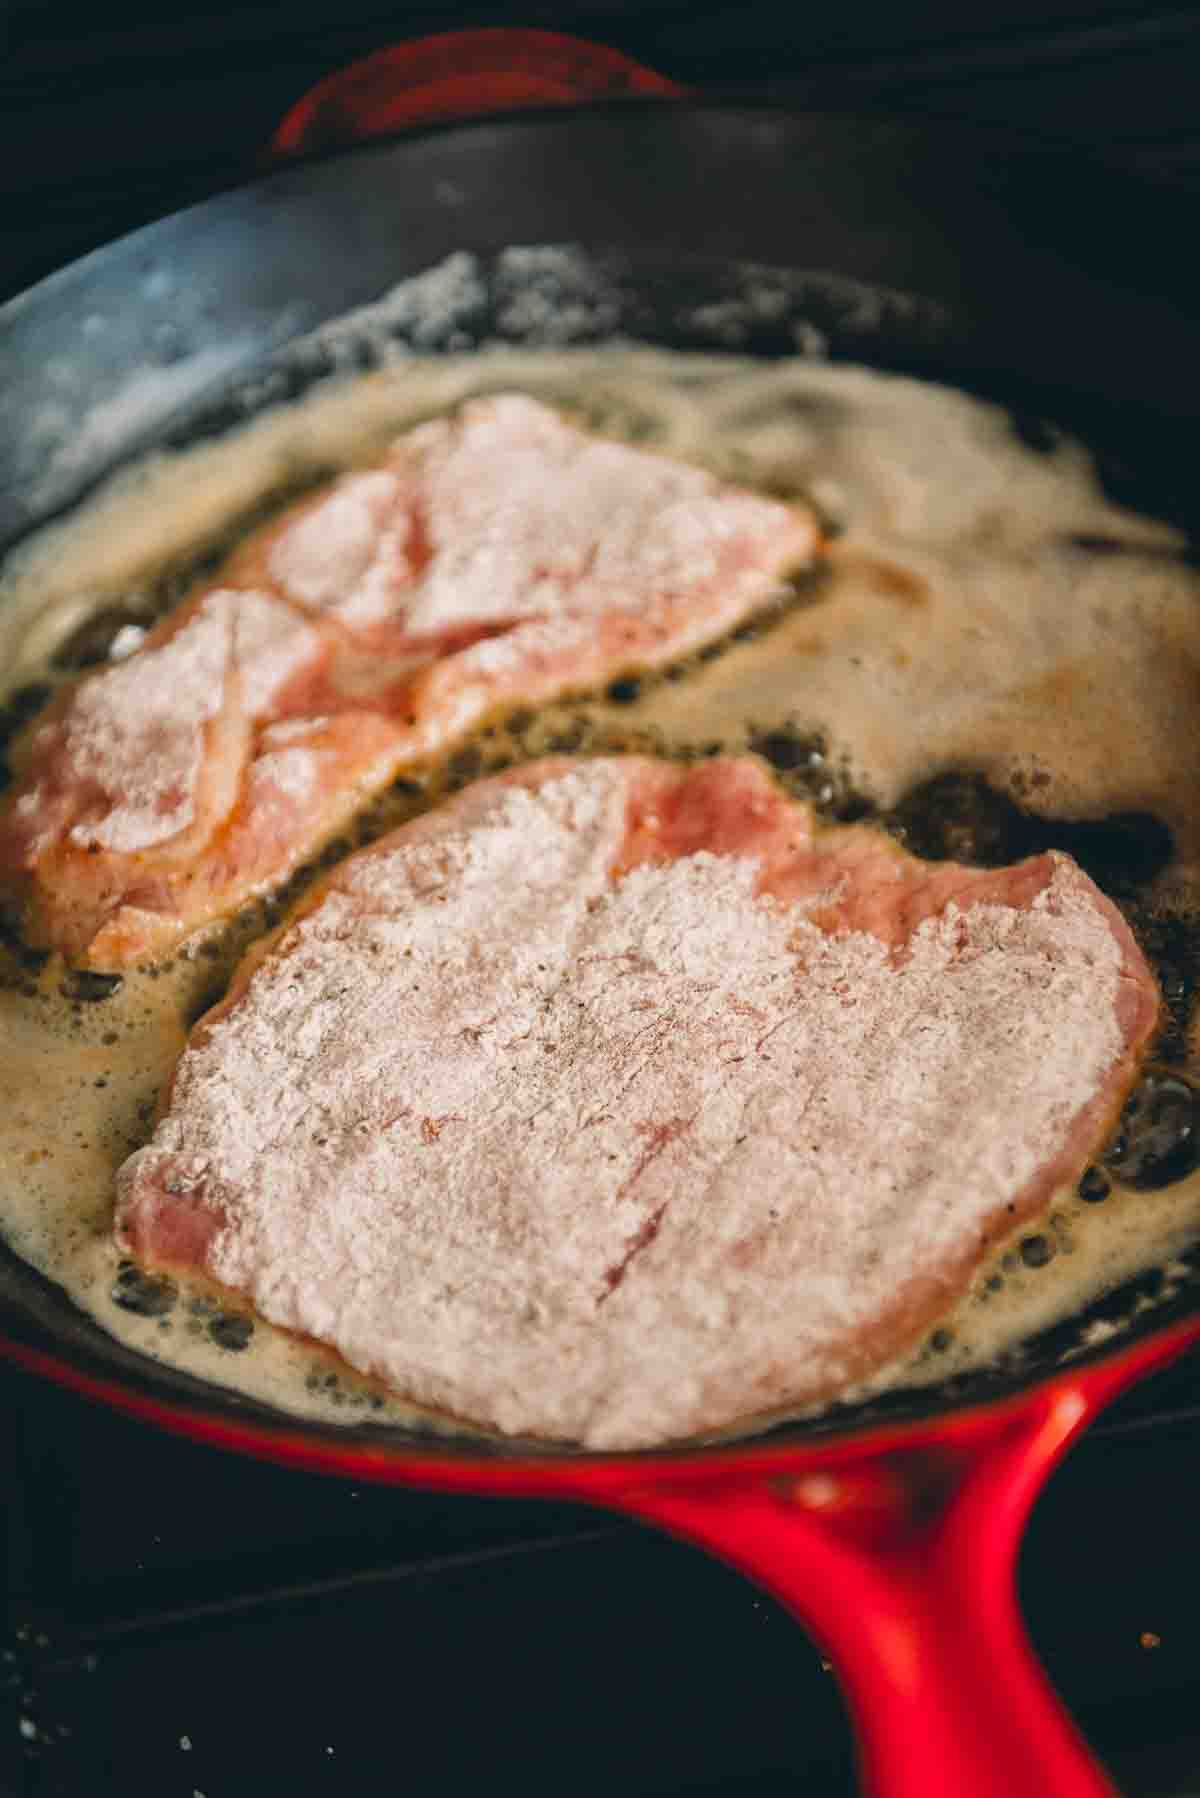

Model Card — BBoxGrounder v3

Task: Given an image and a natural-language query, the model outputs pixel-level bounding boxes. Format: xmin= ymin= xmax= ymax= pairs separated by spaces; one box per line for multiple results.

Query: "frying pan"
xmin=2 ymin=31 xmax=1200 ymax=1797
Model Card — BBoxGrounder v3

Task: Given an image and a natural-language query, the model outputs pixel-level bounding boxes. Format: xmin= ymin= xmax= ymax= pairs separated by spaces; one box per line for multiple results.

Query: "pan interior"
xmin=1 ymin=242 xmax=1199 ymax=1460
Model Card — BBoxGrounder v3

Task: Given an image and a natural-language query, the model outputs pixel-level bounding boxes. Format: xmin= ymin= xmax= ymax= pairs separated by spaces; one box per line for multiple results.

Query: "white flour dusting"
xmin=61 ymin=601 xmax=230 ymax=854
xmin=116 ymin=759 xmax=1145 ymax=1447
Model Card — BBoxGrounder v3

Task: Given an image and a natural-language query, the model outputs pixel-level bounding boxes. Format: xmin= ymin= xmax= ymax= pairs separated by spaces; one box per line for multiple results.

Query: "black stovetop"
xmin=5 ymin=1357 xmax=1200 ymax=1798
xmin=4 ymin=5 xmax=1200 ymax=1793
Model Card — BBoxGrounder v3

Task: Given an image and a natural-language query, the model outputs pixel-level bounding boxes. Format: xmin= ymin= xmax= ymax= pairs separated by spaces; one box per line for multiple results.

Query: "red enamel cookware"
xmin=2 ymin=30 xmax=1199 ymax=1797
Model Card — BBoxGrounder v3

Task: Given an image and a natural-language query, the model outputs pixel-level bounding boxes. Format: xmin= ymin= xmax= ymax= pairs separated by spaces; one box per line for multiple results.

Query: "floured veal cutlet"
xmin=115 ymin=755 xmax=1159 ymax=1449
xmin=0 ymin=396 xmax=817 ymax=968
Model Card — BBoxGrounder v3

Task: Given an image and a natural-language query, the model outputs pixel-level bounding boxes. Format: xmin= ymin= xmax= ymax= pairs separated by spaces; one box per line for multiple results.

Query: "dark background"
xmin=4 ymin=4 xmax=1200 ymax=1794
xmin=4 ymin=0 xmax=1200 ymax=298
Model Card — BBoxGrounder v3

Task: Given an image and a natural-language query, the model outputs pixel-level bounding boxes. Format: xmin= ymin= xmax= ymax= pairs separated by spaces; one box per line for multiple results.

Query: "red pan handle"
xmin=614 ymin=1319 xmax=1200 ymax=1798
xmin=269 ymin=28 xmax=684 ymax=159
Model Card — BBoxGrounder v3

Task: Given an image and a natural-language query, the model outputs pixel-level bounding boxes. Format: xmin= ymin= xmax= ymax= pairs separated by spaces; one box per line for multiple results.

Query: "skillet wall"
xmin=2 ymin=104 xmax=1199 ymax=555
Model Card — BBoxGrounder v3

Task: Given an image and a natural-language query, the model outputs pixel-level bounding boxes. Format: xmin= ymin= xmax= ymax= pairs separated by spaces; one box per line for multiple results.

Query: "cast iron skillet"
xmin=2 ymin=46 xmax=1200 ymax=1795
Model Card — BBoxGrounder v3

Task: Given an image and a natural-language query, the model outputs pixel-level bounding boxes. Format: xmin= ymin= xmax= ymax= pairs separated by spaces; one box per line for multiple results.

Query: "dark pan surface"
xmin=1 ymin=105 xmax=1198 ymax=1461
xmin=5 ymin=104 xmax=1200 ymax=551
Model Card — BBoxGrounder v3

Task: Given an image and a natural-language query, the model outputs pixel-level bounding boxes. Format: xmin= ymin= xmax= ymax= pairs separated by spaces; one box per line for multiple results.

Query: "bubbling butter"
xmin=1 ymin=344 xmax=1198 ymax=1441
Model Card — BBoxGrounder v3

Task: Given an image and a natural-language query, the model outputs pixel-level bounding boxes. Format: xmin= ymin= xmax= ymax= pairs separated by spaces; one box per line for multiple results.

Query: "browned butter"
xmin=1 ymin=341 xmax=1198 ymax=1439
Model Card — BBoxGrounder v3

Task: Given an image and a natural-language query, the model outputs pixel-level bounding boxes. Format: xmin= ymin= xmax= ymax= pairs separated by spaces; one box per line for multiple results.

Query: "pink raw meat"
xmin=116 ymin=755 xmax=1159 ymax=1448
xmin=0 ymin=397 xmax=817 ymax=966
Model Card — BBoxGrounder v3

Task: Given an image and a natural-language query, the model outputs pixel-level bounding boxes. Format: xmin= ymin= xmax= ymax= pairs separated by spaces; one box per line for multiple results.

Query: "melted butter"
xmin=1 ymin=345 xmax=1199 ymax=1441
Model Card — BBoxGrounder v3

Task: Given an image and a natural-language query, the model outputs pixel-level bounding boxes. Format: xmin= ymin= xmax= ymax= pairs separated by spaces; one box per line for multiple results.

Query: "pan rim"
xmin=4 ymin=93 xmax=1189 ymax=319
xmin=2 ymin=101 xmax=1198 ymax=1474
xmin=3 ymin=1312 xmax=1198 ymax=1487
xmin=3 ymin=1249 xmax=1198 ymax=1477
